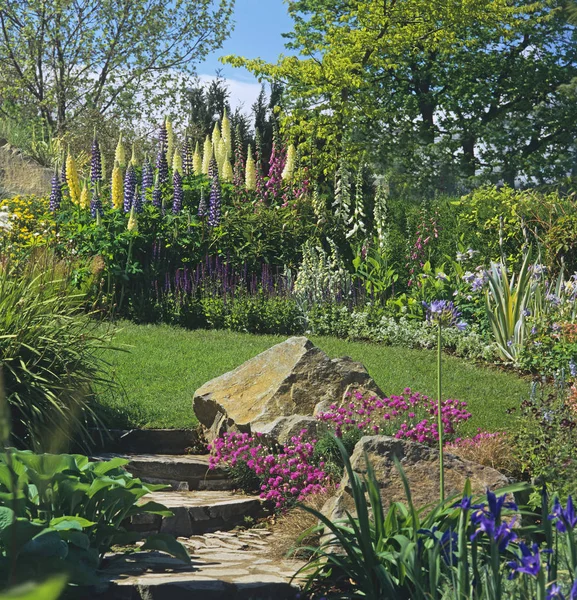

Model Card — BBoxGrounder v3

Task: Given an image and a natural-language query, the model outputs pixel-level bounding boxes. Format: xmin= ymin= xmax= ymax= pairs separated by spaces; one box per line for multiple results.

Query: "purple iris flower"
xmin=549 ymin=496 xmax=577 ymax=533
xmin=453 ymin=496 xmax=473 ymax=511
xmin=508 ymin=542 xmax=541 ymax=579
xmin=471 ymin=515 xmax=518 ymax=552
xmin=423 ymin=300 xmax=466 ymax=330
xmin=545 ymin=581 xmax=577 ymax=600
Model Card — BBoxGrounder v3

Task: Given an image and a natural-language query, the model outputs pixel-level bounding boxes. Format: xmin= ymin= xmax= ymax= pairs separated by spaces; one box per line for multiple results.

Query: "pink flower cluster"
xmin=208 ymin=430 xmax=330 ymax=509
xmin=316 ymin=389 xmax=472 ymax=445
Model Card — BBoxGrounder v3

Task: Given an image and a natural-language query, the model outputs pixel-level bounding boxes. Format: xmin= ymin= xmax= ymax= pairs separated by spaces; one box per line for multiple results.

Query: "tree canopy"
xmin=226 ymin=0 xmax=577 ymax=192
xmin=0 ymin=0 xmax=235 ymax=134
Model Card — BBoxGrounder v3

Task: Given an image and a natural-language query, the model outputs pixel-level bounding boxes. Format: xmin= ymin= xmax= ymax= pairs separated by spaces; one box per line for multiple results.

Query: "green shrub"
xmin=0 ymin=252 xmax=117 ymax=451
xmin=0 ymin=449 xmax=189 ymax=588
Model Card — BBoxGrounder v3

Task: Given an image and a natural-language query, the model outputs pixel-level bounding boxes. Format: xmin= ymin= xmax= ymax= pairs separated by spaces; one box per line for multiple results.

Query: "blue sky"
xmin=197 ymin=0 xmax=294 ymax=110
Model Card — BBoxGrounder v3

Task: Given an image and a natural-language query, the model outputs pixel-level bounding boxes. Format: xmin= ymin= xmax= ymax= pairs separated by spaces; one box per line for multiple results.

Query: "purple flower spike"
xmin=124 ymin=164 xmax=137 ymax=213
xmin=142 ymin=160 xmax=154 ymax=203
xmin=198 ymin=188 xmax=207 ymax=218
xmin=156 ymin=145 xmax=169 ymax=185
xmin=49 ymin=173 xmax=62 ymax=211
xmin=90 ymin=138 xmax=102 ymax=183
xmin=208 ymin=157 xmax=221 ymax=227
xmin=173 ymin=170 xmax=183 ymax=214
xmin=152 ymin=183 xmax=162 ymax=208
xmin=90 ymin=192 xmax=103 ymax=218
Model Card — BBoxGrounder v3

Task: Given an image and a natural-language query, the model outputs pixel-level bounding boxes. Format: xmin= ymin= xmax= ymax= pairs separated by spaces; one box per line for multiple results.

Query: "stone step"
xmin=89 ymin=428 xmax=204 ymax=455
xmin=94 ymin=453 xmax=234 ymax=491
xmin=131 ymin=490 xmax=265 ymax=537
xmin=98 ymin=529 xmax=305 ymax=599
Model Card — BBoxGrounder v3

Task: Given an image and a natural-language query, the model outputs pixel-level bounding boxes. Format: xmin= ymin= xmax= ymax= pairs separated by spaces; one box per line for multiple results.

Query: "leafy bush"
xmin=0 ymin=449 xmax=189 ymax=588
xmin=511 ymin=381 xmax=577 ymax=504
xmin=0 ymin=252 xmax=116 ymax=451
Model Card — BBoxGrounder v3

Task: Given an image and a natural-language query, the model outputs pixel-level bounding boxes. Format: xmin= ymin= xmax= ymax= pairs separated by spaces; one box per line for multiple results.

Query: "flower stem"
xmin=438 ymin=321 xmax=444 ymax=502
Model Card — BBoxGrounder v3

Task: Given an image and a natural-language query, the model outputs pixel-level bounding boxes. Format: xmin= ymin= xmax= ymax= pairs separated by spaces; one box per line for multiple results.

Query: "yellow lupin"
xmin=202 ymin=136 xmax=213 ymax=175
xmin=221 ymin=109 xmax=232 ymax=157
xmin=115 ymin=135 xmax=126 ymax=167
xmin=222 ymin=153 xmax=233 ymax=182
xmin=172 ymin=146 xmax=183 ymax=175
xmin=111 ymin=163 xmax=123 ymax=210
xmin=193 ymin=142 xmax=202 ymax=175
xmin=80 ymin=184 xmax=90 ymax=209
xmin=127 ymin=206 xmax=138 ymax=232
xmin=66 ymin=153 xmax=81 ymax=205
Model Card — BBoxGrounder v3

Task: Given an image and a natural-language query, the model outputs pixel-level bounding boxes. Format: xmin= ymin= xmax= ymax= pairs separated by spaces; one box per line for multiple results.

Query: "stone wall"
xmin=0 ymin=141 xmax=52 ymax=198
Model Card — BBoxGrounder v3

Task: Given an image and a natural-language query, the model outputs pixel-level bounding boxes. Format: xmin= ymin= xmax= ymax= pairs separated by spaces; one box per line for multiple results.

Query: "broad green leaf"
xmin=140 ymin=534 xmax=191 ymax=564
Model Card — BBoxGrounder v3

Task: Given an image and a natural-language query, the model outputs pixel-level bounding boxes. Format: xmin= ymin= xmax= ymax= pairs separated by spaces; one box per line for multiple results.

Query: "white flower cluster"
xmin=294 ymin=239 xmax=352 ymax=306
xmin=0 ymin=206 xmax=12 ymax=231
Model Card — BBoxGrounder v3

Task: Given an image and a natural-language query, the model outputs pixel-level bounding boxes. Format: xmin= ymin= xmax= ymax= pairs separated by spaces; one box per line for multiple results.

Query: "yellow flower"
xmin=80 ymin=184 xmax=90 ymax=209
xmin=115 ymin=135 xmax=126 ymax=167
xmin=172 ymin=147 xmax=183 ymax=175
xmin=111 ymin=163 xmax=123 ymax=210
xmin=245 ymin=145 xmax=256 ymax=191
xmin=127 ymin=206 xmax=138 ymax=232
xmin=202 ymin=136 xmax=212 ymax=175
xmin=66 ymin=154 xmax=81 ymax=204
xmin=193 ymin=142 xmax=202 ymax=176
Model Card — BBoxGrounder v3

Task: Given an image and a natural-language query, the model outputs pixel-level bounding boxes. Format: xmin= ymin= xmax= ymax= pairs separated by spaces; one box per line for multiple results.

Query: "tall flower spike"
xmin=158 ymin=121 xmax=168 ymax=151
xmin=254 ymin=130 xmax=265 ymax=202
xmin=156 ymin=144 xmax=169 ymax=186
xmin=233 ymin=124 xmax=246 ymax=192
xmin=66 ymin=153 xmax=81 ymax=205
xmin=221 ymin=108 xmax=232 ymax=157
xmin=208 ymin=157 xmax=221 ymax=227
xmin=80 ymin=184 xmax=89 ymax=209
xmin=202 ymin=135 xmax=213 ymax=175
xmin=127 ymin=205 xmax=138 ymax=232
xmin=152 ymin=182 xmax=162 ymax=208
xmin=172 ymin=146 xmax=183 ymax=175
xmin=346 ymin=163 xmax=367 ymax=239
xmin=245 ymin=144 xmax=256 ymax=191
xmin=212 ymin=122 xmax=221 ymax=153
xmin=60 ymin=157 xmax=67 ymax=185
xmin=182 ymin=137 xmax=193 ymax=176
xmin=265 ymin=133 xmax=285 ymax=202
xmin=111 ymin=163 xmax=123 ymax=210
xmin=132 ymin=184 xmax=142 ymax=214
xmin=374 ymin=179 xmax=390 ymax=251
xmin=198 ymin=188 xmax=208 ymax=218
xmin=172 ymin=170 xmax=183 ymax=214
xmin=49 ymin=173 xmax=62 ymax=211
xmin=90 ymin=191 xmax=103 ymax=218
xmin=91 ymin=138 xmax=102 ymax=183
xmin=222 ymin=153 xmax=233 ymax=182
xmin=124 ymin=164 xmax=137 ymax=213
xmin=130 ymin=144 xmax=138 ymax=167
xmin=115 ymin=134 xmax=126 ymax=167
xmin=141 ymin=159 xmax=153 ymax=204
xmin=282 ymin=144 xmax=296 ymax=181
xmin=193 ymin=141 xmax=202 ymax=175
xmin=165 ymin=119 xmax=174 ymax=165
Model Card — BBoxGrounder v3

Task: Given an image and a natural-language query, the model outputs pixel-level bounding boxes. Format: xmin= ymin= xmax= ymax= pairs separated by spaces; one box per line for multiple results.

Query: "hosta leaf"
xmin=140 ymin=534 xmax=191 ymax=564
xmin=50 ymin=516 xmax=95 ymax=530
xmin=20 ymin=529 xmax=68 ymax=559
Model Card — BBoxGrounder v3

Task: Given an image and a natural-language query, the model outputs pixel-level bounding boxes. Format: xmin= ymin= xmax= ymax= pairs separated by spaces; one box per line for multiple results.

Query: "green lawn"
xmin=99 ymin=322 xmax=529 ymax=435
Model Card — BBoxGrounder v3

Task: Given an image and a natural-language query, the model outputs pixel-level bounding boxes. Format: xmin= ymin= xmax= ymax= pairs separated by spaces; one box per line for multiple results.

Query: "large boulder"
xmin=323 ymin=436 xmax=510 ymax=521
xmin=193 ymin=337 xmax=383 ymax=442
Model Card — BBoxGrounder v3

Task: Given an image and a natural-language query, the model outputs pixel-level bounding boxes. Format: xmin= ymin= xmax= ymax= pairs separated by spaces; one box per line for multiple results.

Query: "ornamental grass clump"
xmin=208 ymin=430 xmax=331 ymax=510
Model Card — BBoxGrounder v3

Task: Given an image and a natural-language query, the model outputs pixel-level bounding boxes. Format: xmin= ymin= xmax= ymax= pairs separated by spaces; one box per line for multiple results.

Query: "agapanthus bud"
xmin=49 ymin=173 xmax=62 ymax=211
xmin=66 ymin=153 xmax=81 ymax=205
xmin=115 ymin=134 xmax=126 ymax=167
xmin=202 ymin=136 xmax=212 ymax=175
xmin=173 ymin=170 xmax=183 ymax=214
xmin=141 ymin=160 xmax=153 ymax=204
xmin=245 ymin=145 xmax=256 ymax=191
xmin=282 ymin=144 xmax=296 ymax=181
xmin=124 ymin=164 xmax=137 ymax=213
xmin=91 ymin=138 xmax=102 ymax=183
xmin=172 ymin=146 xmax=183 ymax=175
xmin=111 ymin=164 xmax=123 ymax=210
xmin=156 ymin=145 xmax=169 ymax=185
xmin=193 ymin=142 xmax=202 ymax=175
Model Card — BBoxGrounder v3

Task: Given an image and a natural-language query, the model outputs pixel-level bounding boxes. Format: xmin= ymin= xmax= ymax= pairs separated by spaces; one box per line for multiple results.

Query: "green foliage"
xmin=484 ymin=253 xmax=533 ymax=361
xmin=512 ymin=382 xmax=577 ymax=505
xmin=0 ymin=576 xmax=67 ymax=600
xmin=0 ymin=450 xmax=189 ymax=588
xmin=0 ymin=251 xmax=117 ymax=451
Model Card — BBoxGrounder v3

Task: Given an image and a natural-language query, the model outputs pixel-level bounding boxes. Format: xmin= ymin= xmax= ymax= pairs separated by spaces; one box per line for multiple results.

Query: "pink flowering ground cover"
xmin=208 ymin=431 xmax=331 ymax=509
xmin=315 ymin=388 xmax=472 ymax=444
